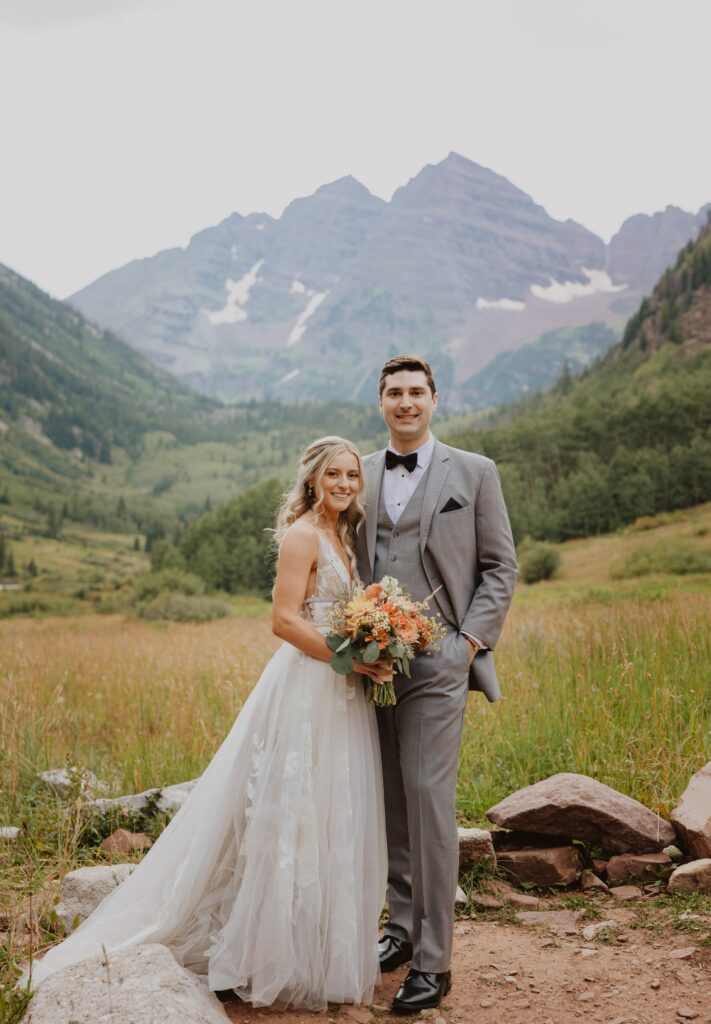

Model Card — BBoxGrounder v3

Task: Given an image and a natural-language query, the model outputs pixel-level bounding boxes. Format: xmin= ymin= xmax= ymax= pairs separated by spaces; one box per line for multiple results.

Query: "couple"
xmin=22 ymin=355 xmax=517 ymax=1015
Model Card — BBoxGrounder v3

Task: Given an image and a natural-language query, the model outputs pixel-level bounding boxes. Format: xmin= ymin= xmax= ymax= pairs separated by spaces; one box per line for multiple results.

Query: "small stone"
xmin=664 ymin=844 xmax=684 ymax=861
xmin=609 ymin=885 xmax=643 ymax=900
xmin=496 ymin=845 xmax=580 ymax=886
xmin=580 ymin=869 xmax=609 ymax=891
xmin=480 ymin=998 xmax=495 ymax=1008
xmin=511 ymin=1000 xmax=530 ymax=1009
xmin=506 ymin=891 xmax=541 ymax=909
xmin=458 ymin=826 xmax=496 ymax=867
xmin=455 ymin=923 xmax=472 ymax=935
xmin=515 ymin=909 xmax=580 ymax=935
xmin=579 ymin=991 xmax=596 ymax=1001
xmin=582 ymin=920 xmax=618 ymax=941
xmin=580 ymin=948 xmax=598 ymax=957
xmin=670 ymin=947 xmax=697 ymax=959
xmin=471 ymin=893 xmax=504 ymax=911
xmin=676 ymin=1010 xmax=699 ymax=1020
xmin=616 ymin=933 xmax=628 ymax=943
xmin=650 ymin=979 xmax=661 ymax=989
xmin=99 ymin=828 xmax=153 ymax=855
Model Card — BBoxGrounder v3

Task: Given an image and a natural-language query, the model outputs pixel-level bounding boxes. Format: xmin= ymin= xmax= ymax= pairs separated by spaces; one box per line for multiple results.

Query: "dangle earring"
xmin=306 ymin=482 xmax=314 ymax=502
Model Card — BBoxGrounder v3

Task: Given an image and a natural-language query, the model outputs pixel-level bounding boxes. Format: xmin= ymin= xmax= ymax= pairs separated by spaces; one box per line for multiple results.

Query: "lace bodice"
xmin=301 ymin=530 xmax=355 ymax=633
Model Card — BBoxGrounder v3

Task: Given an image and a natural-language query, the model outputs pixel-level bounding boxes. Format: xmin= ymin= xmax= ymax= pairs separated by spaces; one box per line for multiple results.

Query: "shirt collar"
xmin=388 ymin=434 xmax=435 ymax=469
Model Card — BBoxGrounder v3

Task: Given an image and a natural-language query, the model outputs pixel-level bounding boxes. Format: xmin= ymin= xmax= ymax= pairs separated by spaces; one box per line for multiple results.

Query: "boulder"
xmin=605 ymin=852 xmax=672 ymax=883
xmin=496 ymin=845 xmax=580 ymax=887
xmin=486 ymin=773 xmax=676 ymax=853
xmin=0 ymin=826 xmax=20 ymax=841
xmin=88 ymin=778 xmax=199 ymax=816
xmin=55 ymin=864 xmax=134 ymax=932
xmin=99 ymin=829 xmax=153 ymax=855
xmin=20 ymin=943 xmax=228 ymax=1023
xmin=458 ymin=827 xmax=496 ymax=868
xmin=670 ymin=762 xmax=711 ymax=859
xmin=668 ymin=859 xmax=711 ymax=895
xmin=38 ymin=768 xmax=102 ymax=799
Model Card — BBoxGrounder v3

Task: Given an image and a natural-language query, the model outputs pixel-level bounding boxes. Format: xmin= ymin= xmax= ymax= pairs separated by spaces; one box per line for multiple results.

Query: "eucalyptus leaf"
xmin=330 ymin=649 xmax=355 ymax=675
xmin=326 ymin=634 xmax=343 ymax=652
xmin=361 ymin=640 xmax=380 ymax=664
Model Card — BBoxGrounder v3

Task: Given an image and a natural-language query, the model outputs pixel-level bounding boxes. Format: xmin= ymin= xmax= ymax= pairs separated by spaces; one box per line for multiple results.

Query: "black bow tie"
xmin=385 ymin=450 xmax=418 ymax=473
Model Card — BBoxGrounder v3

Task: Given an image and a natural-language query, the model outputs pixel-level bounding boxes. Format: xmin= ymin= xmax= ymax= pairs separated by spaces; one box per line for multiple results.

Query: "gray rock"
xmin=458 ymin=827 xmax=496 ymax=868
xmin=671 ymin=761 xmax=711 ymax=859
xmin=38 ymin=768 xmax=102 ymax=799
xmin=55 ymin=864 xmax=135 ymax=932
xmin=515 ymin=909 xmax=581 ymax=935
xmin=486 ymin=773 xmax=676 ymax=853
xmin=581 ymin=920 xmax=618 ymax=941
xmin=21 ymin=942 xmax=228 ymax=1023
xmin=668 ymin=858 xmax=711 ymax=895
xmin=88 ymin=778 xmax=199 ymax=816
xmin=0 ymin=826 xmax=20 ymax=841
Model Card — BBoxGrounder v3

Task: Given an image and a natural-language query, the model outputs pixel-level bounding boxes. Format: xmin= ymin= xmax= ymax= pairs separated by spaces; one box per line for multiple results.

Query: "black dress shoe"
xmin=377 ymin=934 xmax=414 ymax=972
xmin=392 ymin=968 xmax=452 ymax=1014
xmin=213 ymin=989 xmax=240 ymax=1003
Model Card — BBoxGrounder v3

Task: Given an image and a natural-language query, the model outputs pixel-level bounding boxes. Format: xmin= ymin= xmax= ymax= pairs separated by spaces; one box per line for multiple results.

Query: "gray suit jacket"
xmin=357 ymin=438 xmax=517 ymax=701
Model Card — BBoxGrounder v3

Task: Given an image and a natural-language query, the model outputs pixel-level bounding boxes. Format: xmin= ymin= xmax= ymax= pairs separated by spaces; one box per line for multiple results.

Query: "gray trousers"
xmin=376 ymin=630 xmax=471 ymax=972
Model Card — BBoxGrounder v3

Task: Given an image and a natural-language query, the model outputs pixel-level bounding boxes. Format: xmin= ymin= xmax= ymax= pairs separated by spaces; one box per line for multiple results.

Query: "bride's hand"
xmin=353 ymin=660 xmax=394 ymax=684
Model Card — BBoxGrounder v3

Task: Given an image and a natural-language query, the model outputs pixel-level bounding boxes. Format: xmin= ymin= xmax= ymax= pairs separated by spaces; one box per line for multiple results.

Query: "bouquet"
xmin=325 ymin=575 xmax=446 ymax=707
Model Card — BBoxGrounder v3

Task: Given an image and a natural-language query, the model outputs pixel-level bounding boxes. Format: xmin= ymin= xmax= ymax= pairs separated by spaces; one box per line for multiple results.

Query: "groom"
xmin=356 ymin=355 xmax=517 ymax=1014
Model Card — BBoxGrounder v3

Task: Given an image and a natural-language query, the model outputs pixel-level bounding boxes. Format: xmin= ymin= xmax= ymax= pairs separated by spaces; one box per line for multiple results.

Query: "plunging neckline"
xmin=319 ymin=531 xmax=353 ymax=585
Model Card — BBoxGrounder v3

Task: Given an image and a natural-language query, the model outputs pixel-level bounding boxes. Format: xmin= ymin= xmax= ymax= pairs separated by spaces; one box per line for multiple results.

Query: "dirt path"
xmin=223 ymin=909 xmax=711 ymax=1024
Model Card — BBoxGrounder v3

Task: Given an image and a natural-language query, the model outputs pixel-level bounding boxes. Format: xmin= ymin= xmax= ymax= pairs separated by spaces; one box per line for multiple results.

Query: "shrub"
xmin=611 ymin=540 xmax=711 ymax=579
xmin=138 ymin=592 xmax=232 ymax=622
xmin=517 ymin=539 xmax=562 ymax=584
xmin=132 ymin=568 xmax=205 ymax=605
xmin=150 ymin=539 xmax=185 ymax=572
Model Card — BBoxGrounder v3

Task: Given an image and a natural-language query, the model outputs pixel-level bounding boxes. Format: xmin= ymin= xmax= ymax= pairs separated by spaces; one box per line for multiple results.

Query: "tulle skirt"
xmin=22 ymin=643 xmax=388 ymax=1010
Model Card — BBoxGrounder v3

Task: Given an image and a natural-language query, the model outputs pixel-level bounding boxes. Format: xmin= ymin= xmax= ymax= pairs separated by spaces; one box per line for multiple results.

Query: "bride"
xmin=20 ymin=436 xmax=389 ymax=1010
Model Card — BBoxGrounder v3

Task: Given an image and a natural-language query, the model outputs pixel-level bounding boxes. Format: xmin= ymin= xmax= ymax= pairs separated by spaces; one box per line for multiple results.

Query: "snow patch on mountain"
xmin=290 ymin=280 xmax=306 ymax=294
xmin=287 ymin=291 xmax=328 ymax=347
xmin=205 ymin=259 xmax=265 ymax=324
xmin=531 ymin=268 xmax=627 ymax=305
xmin=279 ymin=369 xmax=300 ymax=384
xmin=477 ymin=297 xmax=525 ymax=311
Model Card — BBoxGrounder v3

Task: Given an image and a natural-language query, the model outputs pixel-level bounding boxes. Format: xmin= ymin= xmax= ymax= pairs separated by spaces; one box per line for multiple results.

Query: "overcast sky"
xmin=1 ymin=0 xmax=710 ymax=298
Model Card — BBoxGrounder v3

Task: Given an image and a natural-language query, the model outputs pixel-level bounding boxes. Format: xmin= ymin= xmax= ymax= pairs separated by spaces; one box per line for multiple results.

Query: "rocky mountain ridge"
xmin=69 ymin=153 xmax=710 ymax=405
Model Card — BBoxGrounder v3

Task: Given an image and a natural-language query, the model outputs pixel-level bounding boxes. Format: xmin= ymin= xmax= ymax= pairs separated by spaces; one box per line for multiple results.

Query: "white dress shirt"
xmin=383 ymin=434 xmax=485 ymax=652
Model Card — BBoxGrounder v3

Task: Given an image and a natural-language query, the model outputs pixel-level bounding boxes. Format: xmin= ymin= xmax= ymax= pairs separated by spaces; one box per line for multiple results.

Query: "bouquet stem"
xmin=367 ymin=678 xmax=397 ymax=707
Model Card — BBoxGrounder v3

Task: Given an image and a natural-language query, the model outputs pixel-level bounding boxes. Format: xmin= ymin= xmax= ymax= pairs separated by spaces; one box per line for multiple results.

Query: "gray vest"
xmin=373 ymin=470 xmax=433 ymax=604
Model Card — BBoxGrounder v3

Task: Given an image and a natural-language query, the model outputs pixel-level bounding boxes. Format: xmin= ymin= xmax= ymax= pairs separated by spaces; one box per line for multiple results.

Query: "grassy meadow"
xmin=1 ymin=504 xmax=710 ymax=1010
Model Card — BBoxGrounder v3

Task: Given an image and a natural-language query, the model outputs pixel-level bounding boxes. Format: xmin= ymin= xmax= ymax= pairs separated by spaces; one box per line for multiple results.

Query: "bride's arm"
xmin=271 ymin=524 xmax=333 ymax=662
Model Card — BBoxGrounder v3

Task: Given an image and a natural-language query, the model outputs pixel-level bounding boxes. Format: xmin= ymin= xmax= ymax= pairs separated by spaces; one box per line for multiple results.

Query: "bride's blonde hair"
xmin=275 ymin=436 xmax=365 ymax=571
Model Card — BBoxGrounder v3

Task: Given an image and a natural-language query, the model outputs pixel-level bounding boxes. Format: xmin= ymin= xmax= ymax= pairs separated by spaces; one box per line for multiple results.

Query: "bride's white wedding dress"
xmin=22 ymin=530 xmax=387 ymax=1010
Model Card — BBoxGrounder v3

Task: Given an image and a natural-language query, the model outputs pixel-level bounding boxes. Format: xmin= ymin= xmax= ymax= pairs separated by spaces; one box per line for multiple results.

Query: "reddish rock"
xmin=100 ymin=828 xmax=153 ymax=855
xmin=606 ymin=851 xmax=672 ymax=883
xmin=609 ymin=885 xmax=643 ymax=900
xmin=471 ymin=893 xmax=505 ymax=911
xmin=591 ymin=858 xmax=608 ymax=877
xmin=458 ymin=827 xmax=496 ymax=868
xmin=486 ymin=773 xmax=676 ymax=853
xmin=668 ymin=858 xmax=711 ymax=895
xmin=580 ymin=869 xmax=608 ymax=892
xmin=481 ymin=878 xmax=515 ymax=898
xmin=671 ymin=762 xmax=711 ymax=859
xmin=506 ymin=891 xmax=541 ymax=909
xmin=496 ymin=845 xmax=580 ymax=887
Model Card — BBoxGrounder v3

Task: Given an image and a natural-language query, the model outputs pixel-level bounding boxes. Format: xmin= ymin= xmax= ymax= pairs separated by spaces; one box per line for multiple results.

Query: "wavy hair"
xmin=274 ymin=436 xmax=365 ymax=571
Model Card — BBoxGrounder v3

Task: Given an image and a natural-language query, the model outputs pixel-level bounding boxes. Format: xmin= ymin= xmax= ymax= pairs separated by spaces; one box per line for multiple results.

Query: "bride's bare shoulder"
xmin=279 ymin=518 xmax=320 ymax=558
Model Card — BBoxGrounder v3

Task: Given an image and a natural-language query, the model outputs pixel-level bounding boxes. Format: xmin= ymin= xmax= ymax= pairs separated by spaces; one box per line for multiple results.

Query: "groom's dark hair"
xmin=379 ymin=355 xmax=437 ymax=397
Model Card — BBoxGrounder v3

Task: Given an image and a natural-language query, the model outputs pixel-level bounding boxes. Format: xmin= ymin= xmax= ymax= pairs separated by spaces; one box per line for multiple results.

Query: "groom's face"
xmin=379 ymin=369 xmax=438 ymax=450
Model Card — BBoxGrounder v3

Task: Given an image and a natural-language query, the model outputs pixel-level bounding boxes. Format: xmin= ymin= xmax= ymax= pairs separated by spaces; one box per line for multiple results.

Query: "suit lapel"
xmin=364 ymin=450 xmax=386 ymax=578
xmin=419 ymin=440 xmax=450 ymax=557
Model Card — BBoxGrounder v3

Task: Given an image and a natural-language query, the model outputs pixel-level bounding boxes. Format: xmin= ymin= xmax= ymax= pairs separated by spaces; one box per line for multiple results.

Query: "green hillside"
xmin=445 ymin=219 xmax=711 ymax=540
